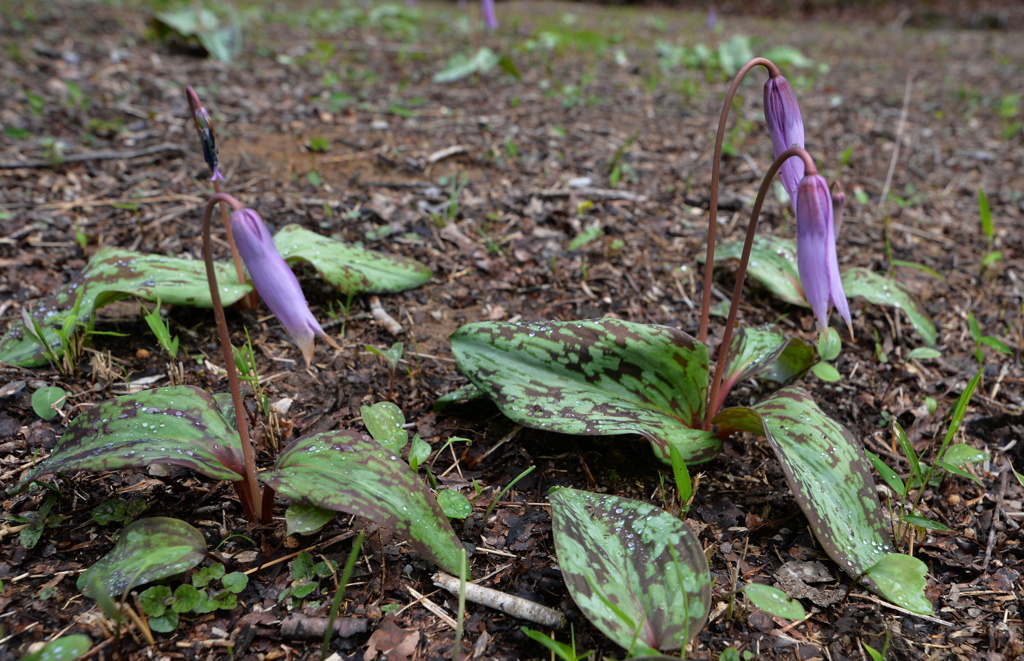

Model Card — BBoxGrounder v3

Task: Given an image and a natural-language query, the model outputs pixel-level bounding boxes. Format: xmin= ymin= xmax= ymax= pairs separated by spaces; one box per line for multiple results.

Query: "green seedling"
xmin=482 ymin=465 xmax=536 ymax=524
xmin=967 ymin=312 xmax=1012 ymax=365
xmin=278 ymin=550 xmax=336 ymax=607
xmin=139 ymin=563 xmax=248 ymax=632
xmin=978 ymin=188 xmax=1002 ymax=269
xmin=142 ymin=299 xmax=179 ymax=359
xmin=744 ymin=583 xmax=806 ymax=620
xmin=521 ymin=625 xmax=593 ymax=661
xmin=322 ymin=533 xmax=364 ymax=659
xmin=31 ymin=386 xmax=67 ymax=421
xmin=9 ymin=495 xmax=64 ymax=549
xmin=91 ymin=498 xmax=147 ymax=527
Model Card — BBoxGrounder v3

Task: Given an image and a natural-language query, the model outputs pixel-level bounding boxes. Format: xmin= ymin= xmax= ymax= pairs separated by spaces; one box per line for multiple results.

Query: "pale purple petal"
xmin=481 ymin=0 xmax=498 ymax=30
xmin=230 ymin=208 xmax=330 ymax=365
xmin=796 ymin=174 xmax=850 ymax=332
xmin=763 ymin=75 xmax=805 ymax=209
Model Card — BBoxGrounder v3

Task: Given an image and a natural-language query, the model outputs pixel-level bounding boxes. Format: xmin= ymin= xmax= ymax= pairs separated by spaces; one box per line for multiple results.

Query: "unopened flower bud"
xmin=186 ymin=86 xmax=224 ymax=182
xmin=764 ymin=75 xmax=805 ymax=208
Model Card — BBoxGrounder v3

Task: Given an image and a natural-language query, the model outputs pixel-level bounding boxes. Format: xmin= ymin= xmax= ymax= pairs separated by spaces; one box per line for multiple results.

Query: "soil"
xmin=1 ymin=1 xmax=1023 ymax=660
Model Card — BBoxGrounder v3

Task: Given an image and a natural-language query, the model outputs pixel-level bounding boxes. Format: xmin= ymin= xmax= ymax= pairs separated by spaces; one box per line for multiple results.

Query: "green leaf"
xmin=433 ymin=382 xmax=487 ymax=410
xmin=151 ymin=6 xmax=240 ymax=62
xmin=901 ymin=514 xmax=951 ymax=531
xmin=433 ymin=47 xmax=500 ymax=83
xmin=713 ymin=388 xmax=930 ymax=613
xmin=978 ymin=188 xmax=993 ymax=240
xmin=943 ymin=369 xmax=983 ymax=448
xmin=221 ymin=572 xmax=248 ymax=594
xmin=864 ymin=554 xmax=932 ymax=615
xmin=941 ymin=443 xmax=989 ymax=467
xmin=0 ymin=247 xmax=252 ymax=367
xmin=285 ymin=502 xmax=338 ymax=536
xmin=668 ymin=444 xmax=692 ymax=507
xmin=148 ymin=612 xmax=179 ymax=633
xmin=549 ymin=489 xmax=711 ymax=652
xmin=360 ymin=402 xmax=408 ymax=453
xmin=893 ymin=422 xmax=920 ymax=479
xmin=15 ymin=386 xmax=245 ymax=493
xmin=139 ymin=585 xmax=171 ymax=616
xmin=77 ymin=518 xmax=207 ymax=599
xmin=810 ymin=362 xmax=841 ymax=382
xmin=451 ymin=319 xmax=720 ymax=464
xmin=979 ymin=335 xmax=1013 ymax=354
xmin=744 ymin=583 xmax=806 ymax=620
xmin=275 ymin=225 xmax=431 ymax=295
xmin=907 ymin=347 xmax=941 ymax=360
xmin=935 ymin=461 xmax=984 ymax=486
xmin=841 ymin=268 xmax=937 ymax=346
xmin=260 ymin=430 xmax=464 ymax=573
xmin=22 ymin=634 xmax=92 ymax=661
xmin=408 ymin=434 xmax=432 ymax=472
xmin=865 ymin=451 xmax=906 ymax=497
xmin=31 ymin=386 xmax=67 ymax=421
xmin=172 ymin=584 xmax=203 ymax=612
xmin=719 ymin=324 xmax=815 ymax=402
xmin=816 ymin=328 xmax=842 ymax=362
xmin=520 ymin=627 xmax=580 ymax=661
xmin=437 ymin=489 xmax=473 ymax=519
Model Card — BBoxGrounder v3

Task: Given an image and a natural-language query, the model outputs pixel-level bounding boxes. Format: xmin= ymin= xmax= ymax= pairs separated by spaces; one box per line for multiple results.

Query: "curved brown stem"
xmin=202 ymin=192 xmax=263 ymax=522
xmin=212 ymin=180 xmax=258 ymax=309
xmin=703 ymin=147 xmax=817 ymax=429
xmin=698 ymin=57 xmax=781 ymax=345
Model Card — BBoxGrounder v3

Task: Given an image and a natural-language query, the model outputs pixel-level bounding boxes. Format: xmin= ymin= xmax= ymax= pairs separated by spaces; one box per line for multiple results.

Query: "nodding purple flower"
xmin=796 ymin=174 xmax=852 ymax=334
xmin=481 ymin=0 xmax=498 ymax=30
xmin=763 ymin=75 xmax=805 ymax=209
xmin=185 ymin=86 xmax=224 ymax=182
xmin=230 ymin=208 xmax=338 ymax=366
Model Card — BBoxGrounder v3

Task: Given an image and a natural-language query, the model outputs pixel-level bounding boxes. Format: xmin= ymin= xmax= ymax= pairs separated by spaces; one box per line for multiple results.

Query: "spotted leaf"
xmin=713 ymin=387 xmax=931 ymax=613
xmin=77 ymin=517 xmax=207 ymax=599
xmin=275 ymin=224 xmax=431 ymax=295
xmin=451 ymin=319 xmax=719 ymax=464
xmin=260 ymin=430 xmax=463 ymax=574
xmin=0 ymin=247 xmax=252 ymax=367
xmin=840 ymin=268 xmax=937 ymax=346
xmin=549 ymin=488 xmax=711 ymax=653
xmin=14 ymin=386 xmax=245 ymax=493
xmin=716 ymin=324 xmax=815 ymax=410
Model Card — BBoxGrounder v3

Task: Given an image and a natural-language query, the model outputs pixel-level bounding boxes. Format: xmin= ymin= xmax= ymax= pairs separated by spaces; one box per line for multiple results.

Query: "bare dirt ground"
xmin=1 ymin=1 xmax=1023 ymax=659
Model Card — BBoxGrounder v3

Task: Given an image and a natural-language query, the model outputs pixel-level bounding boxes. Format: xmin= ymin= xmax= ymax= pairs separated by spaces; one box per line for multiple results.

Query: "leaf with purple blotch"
xmin=713 ymin=387 xmax=931 ymax=613
xmin=77 ymin=517 xmax=207 ymax=598
xmin=716 ymin=323 xmax=815 ymax=409
xmin=14 ymin=386 xmax=245 ymax=493
xmin=549 ymin=488 xmax=711 ymax=653
xmin=0 ymin=247 xmax=252 ymax=367
xmin=260 ymin=430 xmax=464 ymax=573
xmin=451 ymin=319 xmax=720 ymax=464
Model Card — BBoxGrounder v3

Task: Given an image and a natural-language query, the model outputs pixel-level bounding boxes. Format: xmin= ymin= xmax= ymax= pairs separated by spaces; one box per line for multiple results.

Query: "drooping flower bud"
xmin=185 ymin=86 xmax=224 ymax=182
xmin=763 ymin=75 xmax=805 ymax=208
xmin=230 ymin=208 xmax=338 ymax=366
xmin=796 ymin=174 xmax=851 ymax=334
xmin=481 ymin=0 xmax=498 ymax=30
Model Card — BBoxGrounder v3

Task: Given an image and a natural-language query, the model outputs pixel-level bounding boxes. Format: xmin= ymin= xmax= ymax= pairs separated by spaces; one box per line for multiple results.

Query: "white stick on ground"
xmin=432 ymin=572 xmax=566 ymax=629
xmin=369 ymin=296 xmax=404 ymax=336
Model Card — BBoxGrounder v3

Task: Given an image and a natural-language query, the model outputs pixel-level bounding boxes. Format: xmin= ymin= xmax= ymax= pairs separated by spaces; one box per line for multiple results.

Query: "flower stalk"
xmin=201 ymin=192 xmax=264 ymax=523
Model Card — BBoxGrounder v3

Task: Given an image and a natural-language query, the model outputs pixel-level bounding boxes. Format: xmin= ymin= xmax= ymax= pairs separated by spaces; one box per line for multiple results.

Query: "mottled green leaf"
xmin=712 ymin=238 xmax=937 ymax=345
xmin=21 ymin=634 xmax=92 ymax=661
xmin=77 ymin=518 xmax=207 ymax=599
xmin=549 ymin=489 xmax=711 ymax=652
xmin=712 ymin=235 xmax=804 ymax=306
xmin=285 ymin=502 xmax=338 ymax=536
xmin=260 ymin=430 xmax=464 ymax=573
xmin=451 ymin=319 xmax=720 ymax=464
xmin=713 ymin=388 xmax=930 ymax=613
xmin=840 ymin=268 xmax=936 ymax=346
xmin=361 ymin=402 xmax=408 ymax=453
xmin=864 ymin=554 xmax=932 ymax=615
xmin=433 ymin=382 xmax=486 ymax=410
xmin=0 ymin=247 xmax=252 ymax=367
xmin=275 ymin=224 xmax=431 ymax=295
xmin=744 ymin=583 xmax=806 ymax=620
xmin=717 ymin=324 xmax=815 ymax=408
xmin=15 ymin=386 xmax=244 ymax=493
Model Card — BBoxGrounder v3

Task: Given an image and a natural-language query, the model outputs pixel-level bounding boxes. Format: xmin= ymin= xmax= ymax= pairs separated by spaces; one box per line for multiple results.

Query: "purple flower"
xmin=763 ymin=75 xmax=805 ymax=209
xmin=796 ymin=174 xmax=851 ymax=333
xmin=230 ymin=208 xmax=337 ymax=366
xmin=481 ymin=0 xmax=498 ymax=30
